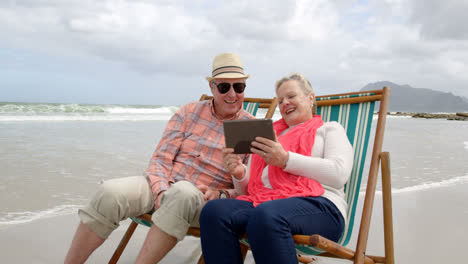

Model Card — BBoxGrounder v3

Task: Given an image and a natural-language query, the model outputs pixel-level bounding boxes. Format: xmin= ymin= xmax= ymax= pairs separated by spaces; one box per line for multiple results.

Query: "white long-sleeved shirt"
xmin=232 ymin=121 xmax=354 ymax=222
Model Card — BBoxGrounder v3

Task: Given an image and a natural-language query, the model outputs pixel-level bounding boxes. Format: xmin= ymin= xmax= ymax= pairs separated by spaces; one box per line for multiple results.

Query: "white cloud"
xmin=0 ymin=0 xmax=467 ymax=104
xmin=405 ymin=0 xmax=468 ymax=40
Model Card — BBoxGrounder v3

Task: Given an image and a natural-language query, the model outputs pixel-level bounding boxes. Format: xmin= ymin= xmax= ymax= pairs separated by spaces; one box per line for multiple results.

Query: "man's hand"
xmin=197 ymin=184 xmax=221 ymax=201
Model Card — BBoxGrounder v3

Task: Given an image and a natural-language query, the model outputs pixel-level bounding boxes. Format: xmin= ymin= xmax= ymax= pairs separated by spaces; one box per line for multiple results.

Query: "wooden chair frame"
xmin=109 ymin=94 xmax=278 ymax=264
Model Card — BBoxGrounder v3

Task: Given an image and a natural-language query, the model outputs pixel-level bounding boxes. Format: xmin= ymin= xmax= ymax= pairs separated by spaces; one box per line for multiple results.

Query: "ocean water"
xmin=1 ymin=102 xmax=467 ymax=227
xmin=0 ymin=102 xmax=178 ymax=121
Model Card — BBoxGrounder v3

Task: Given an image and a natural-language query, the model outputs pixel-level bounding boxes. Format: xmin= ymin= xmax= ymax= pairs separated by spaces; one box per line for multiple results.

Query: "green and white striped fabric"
xmin=129 ymin=101 xmax=261 ymax=228
xmin=294 ymin=92 xmax=375 ymax=256
xmin=243 ymin=102 xmax=259 ymax=117
xmin=130 ymin=216 xmax=152 ymax=227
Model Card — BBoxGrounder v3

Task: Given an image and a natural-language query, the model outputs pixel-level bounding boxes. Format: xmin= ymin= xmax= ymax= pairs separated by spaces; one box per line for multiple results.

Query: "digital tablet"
xmin=223 ymin=119 xmax=275 ymax=154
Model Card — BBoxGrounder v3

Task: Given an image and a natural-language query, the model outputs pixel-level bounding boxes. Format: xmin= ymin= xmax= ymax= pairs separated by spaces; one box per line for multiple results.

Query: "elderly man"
xmin=64 ymin=53 xmax=253 ymax=263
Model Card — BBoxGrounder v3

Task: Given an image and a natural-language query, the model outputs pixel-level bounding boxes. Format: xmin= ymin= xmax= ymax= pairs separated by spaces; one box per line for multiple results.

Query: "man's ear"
xmin=209 ymin=81 xmax=216 ymax=94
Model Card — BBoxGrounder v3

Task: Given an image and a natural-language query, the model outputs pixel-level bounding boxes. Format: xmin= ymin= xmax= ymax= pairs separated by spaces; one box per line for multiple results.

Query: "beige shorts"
xmin=78 ymin=176 xmax=205 ymax=241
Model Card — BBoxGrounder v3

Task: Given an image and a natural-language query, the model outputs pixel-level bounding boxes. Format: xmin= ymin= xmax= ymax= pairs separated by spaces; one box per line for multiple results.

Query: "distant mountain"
xmin=360 ymin=81 xmax=468 ymax=113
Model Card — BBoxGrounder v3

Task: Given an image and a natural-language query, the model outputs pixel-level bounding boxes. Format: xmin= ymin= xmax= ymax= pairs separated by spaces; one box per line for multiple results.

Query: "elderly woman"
xmin=199 ymin=73 xmax=354 ymax=264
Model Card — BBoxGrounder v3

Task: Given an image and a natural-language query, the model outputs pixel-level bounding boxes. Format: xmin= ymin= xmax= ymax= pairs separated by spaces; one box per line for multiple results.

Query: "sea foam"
xmin=0 ymin=102 xmax=178 ymax=121
xmin=106 ymin=106 xmax=177 ymax=114
xmin=0 ymin=115 xmax=172 ymax=121
xmin=369 ymin=175 xmax=468 ymax=195
xmin=0 ymin=204 xmax=80 ymax=226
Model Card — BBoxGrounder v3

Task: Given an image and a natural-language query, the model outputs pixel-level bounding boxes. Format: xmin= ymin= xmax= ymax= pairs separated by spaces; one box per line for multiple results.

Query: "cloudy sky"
xmin=1 ymin=0 xmax=467 ymax=105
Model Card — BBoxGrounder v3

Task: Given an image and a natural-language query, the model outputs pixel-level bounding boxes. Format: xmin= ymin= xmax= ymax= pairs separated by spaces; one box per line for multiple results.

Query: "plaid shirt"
xmin=146 ymin=100 xmax=253 ymax=201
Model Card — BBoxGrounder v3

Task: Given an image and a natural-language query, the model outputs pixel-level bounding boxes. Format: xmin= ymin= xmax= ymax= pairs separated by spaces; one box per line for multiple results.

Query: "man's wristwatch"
xmin=219 ymin=189 xmax=228 ymax=199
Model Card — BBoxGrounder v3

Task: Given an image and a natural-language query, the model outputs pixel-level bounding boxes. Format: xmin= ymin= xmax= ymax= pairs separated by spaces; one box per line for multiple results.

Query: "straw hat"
xmin=206 ymin=53 xmax=250 ymax=81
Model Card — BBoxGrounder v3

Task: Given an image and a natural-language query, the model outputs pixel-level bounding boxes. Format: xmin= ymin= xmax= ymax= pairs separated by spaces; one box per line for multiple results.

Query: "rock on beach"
xmin=388 ymin=112 xmax=468 ymax=121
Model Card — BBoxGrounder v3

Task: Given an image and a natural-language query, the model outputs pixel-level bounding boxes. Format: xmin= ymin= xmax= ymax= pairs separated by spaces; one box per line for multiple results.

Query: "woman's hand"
xmin=197 ymin=184 xmax=220 ymax=201
xmin=251 ymin=136 xmax=289 ymax=169
xmin=222 ymin=147 xmax=245 ymax=180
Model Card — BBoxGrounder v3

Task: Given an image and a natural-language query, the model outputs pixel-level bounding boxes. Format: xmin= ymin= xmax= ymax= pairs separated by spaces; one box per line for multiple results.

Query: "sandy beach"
xmin=1 ymin=181 xmax=467 ymax=264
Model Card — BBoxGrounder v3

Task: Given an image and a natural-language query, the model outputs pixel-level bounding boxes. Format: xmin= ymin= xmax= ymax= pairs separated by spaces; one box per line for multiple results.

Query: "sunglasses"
xmin=213 ymin=82 xmax=246 ymax=94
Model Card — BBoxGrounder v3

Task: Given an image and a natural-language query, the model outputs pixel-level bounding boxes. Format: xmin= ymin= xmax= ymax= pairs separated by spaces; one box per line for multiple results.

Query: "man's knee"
xmin=78 ymin=181 xmax=124 ymax=239
xmin=151 ymin=181 xmax=205 ymax=239
xmin=80 ymin=176 xmax=153 ymax=239
xmin=92 ymin=180 xmax=126 ymax=212
xmin=83 ymin=177 xmax=151 ymax=225
xmin=161 ymin=181 xmax=203 ymax=208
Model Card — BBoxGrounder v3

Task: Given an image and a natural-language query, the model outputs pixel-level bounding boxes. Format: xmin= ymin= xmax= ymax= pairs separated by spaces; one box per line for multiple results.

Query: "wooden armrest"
xmin=293 ymin=235 xmax=381 ymax=264
xmin=136 ymin=214 xmax=152 ymax=222
xmin=187 ymin=227 xmax=201 ymax=237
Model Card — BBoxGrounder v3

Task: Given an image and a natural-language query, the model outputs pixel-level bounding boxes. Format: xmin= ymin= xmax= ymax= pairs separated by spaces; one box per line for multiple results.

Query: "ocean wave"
xmin=0 ymin=115 xmax=172 ymax=121
xmin=0 ymin=204 xmax=80 ymax=226
xmin=0 ymin=102 xmax=178 ymax=115
xmin=386 ymin=115 xmax=412 ymax=119
xmin=106 ymin=106 xmax=177 ymax=114
xmin=368 ymin=175 xmax=468 ymax=195
xmin=372 ymin=114 xmax=412 ymax=120
xmin=0 ymin=103 xmax=106 ymax=113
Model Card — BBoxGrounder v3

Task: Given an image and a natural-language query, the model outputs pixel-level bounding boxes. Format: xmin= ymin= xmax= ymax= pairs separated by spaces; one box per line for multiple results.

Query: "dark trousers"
xmin=199 ymin=196 xmax=344 ymax=264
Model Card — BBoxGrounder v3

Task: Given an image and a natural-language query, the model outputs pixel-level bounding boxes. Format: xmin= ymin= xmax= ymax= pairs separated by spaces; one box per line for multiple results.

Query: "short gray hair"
xmin=275 ymin=73 xmax=317 ymax=115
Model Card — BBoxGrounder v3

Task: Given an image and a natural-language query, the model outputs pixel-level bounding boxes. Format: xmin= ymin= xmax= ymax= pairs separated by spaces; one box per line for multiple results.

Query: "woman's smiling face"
xmin=277 ymin=80 xmax=314 ymax=127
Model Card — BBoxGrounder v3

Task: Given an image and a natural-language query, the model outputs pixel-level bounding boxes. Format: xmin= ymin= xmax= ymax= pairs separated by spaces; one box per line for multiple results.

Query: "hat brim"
xmin=206 ymin=73 xmax=250 ymax=82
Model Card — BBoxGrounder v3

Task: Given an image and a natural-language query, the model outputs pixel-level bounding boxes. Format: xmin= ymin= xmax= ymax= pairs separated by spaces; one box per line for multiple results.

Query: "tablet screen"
xmin=223 ymin=119 xmax=275 ymax=154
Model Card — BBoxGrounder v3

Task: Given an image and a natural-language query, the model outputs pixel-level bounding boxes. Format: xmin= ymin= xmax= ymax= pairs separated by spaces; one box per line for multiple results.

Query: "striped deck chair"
xmin=109 ymin=94 xmax=278 ymax=264
xmin=236 ymin=87 xmax=394 ymax=264
xmin=291 ymin=87 xmax=394 ymax=264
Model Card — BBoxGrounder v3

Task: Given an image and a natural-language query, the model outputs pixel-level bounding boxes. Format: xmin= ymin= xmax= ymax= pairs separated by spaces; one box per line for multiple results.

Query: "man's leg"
xmin=64 ymin=222 xmax=105 ymax=263
xmin=134 ymin=224 xmax=177 ymax=263
xmin=135 ymin=181 xmax=205 ymax=263
xmin=64 ymin=176 xmax=154 ymax=264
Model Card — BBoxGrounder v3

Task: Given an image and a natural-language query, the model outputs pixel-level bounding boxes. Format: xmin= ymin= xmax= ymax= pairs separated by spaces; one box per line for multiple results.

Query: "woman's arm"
xmin=284 ymin=122 xmax=354 ymax=188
